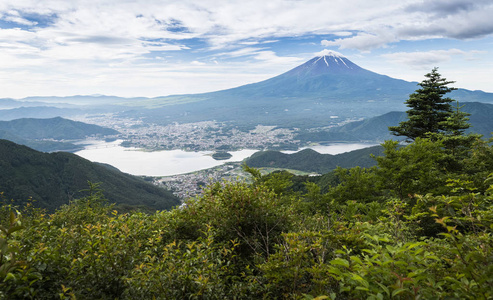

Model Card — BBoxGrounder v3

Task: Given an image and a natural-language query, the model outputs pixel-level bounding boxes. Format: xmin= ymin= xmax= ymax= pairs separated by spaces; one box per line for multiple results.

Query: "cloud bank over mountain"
xmin=0 ymin=0 xmax=492 ymax=98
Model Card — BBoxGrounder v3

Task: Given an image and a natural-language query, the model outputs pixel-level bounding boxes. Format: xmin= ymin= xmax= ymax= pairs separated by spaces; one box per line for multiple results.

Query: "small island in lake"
xmin=212 ymin=151 xmax=232 ymax=160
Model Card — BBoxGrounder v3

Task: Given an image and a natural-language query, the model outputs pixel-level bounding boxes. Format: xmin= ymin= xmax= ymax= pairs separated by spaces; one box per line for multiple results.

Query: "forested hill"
xmin=0 ymin=139 xmax=180 ymax=212
xmin=297 ymin=101 xmax=493 ymax=143
xmin=0 ymin=116 xmax=119 ymax=140
xmin=0 ymin=129 xmax=82 ymax=152
xmin=245 ymin=145 xmax=384 ymax=173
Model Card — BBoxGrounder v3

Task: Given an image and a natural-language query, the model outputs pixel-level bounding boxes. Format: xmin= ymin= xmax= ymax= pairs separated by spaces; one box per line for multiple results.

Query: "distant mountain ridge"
xmin=121 ymin=52 xmax=493 ymax=128
xmin=0 ymin=130 xmax=82 ymax=152
xmin=0 ymin=106 xmax=84 ymax=121
xmin=2 ymin=52 xmax=493 ymax=129
xmin=244 ymin=101 xmax=493 ymax=173
xmin=0 ymin=116 xmax=119 ymax=140
xmin=0 ymin=139 xmax=179 ymax=212
xmin=0 ymin=117 xmax=120 ymax=152
xmin=303 ymin=101 xmax=493 ymax=142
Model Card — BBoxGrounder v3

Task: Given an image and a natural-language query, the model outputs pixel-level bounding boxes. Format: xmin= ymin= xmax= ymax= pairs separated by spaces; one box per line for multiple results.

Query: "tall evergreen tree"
xmin=430 ymin=102 xmax=482 ymax=171
xmin=389 ymin=67 xmax=456 ymax=140
xmin=436 ymin=102 xmax=479 ymax=152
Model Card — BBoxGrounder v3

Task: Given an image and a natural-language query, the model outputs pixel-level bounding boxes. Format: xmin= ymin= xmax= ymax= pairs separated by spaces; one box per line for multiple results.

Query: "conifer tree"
xmin=436 ymin=102 xmax=479 ymax=152
xmin=430 ymin=102 xmax=482 ymax=171
xmin=389 ymin=67 xmax=456 ymax=140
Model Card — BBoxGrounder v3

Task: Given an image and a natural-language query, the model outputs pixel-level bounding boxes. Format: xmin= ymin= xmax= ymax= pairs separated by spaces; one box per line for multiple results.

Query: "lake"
xmin=75 ymin=140 xmax=376 ymax=176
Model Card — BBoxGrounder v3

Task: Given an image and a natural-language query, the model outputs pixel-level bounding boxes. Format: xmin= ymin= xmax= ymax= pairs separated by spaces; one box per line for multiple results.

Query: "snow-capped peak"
xmin=315 ymin=49 xmax=345 ymax=58
xmin=311 ymin=49 xmax=351 ymax=69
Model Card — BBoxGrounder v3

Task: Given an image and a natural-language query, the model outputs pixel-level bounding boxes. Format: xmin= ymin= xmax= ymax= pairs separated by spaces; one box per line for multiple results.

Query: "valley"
xmin=3 ymin=53 xmax=493 ymax=204
xmin=2 ymin=1 xmax=493 ymax=297
xmin=3 ymin=49 xmax=493 ymax=300
xmin=76 ymin=116 xmax=303 ymax=151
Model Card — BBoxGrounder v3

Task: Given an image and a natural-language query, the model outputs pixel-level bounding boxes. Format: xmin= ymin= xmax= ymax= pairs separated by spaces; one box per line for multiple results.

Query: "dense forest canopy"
xmin=0 ymin=139 xmax=180 ymax=212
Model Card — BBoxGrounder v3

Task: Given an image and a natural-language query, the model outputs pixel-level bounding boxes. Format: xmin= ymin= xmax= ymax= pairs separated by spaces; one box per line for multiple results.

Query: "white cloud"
xmin=253 ymin=51 xmax=303 ymax=65
xmin=2 ymin=1 xmax=492 ymax=56
xmin=381 ymin=49 xmax=469 ymax=67
xmin=1 ymin=10 xmax=37 ymax=25
xmin=190 ymin=61 xmax=206 ymax=66
xmin=356 ymin=48 xmax=493 ymax=93
xmin=322 ymin=32 xmax=398 ymax=51
xmin=215 ymin=47 xmax=302 ymax=66
xmin=332 ymin=31 xmax=353 ymax=37
xmin=0 ymin=0 xmax=493 ymax=97
xmin=0 ymin=28 xmax=36 ymax=43
xmin=216 ymin=47 xmax=266 ymax=58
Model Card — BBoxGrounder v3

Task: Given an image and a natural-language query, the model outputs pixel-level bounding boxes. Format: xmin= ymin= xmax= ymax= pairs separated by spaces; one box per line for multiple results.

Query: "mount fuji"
xmin=126 ymin=51 xmax=414 ymax=127
xmin=129 ymin=50 xmax=492 ymax=128
xmin=219 ymin=50 xmax=413 ymax=100
xmin=12 ymin=51 xmax=492 ymax=129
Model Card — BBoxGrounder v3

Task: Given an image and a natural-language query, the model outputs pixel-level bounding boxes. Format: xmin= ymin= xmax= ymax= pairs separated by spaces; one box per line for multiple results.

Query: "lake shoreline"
xmin=74 ymin=140 xmax=377 ymax=177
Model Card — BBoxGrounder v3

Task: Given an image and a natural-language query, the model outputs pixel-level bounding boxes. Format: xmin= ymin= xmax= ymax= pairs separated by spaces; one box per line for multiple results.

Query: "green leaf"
xmin=9 ymin=211 xmax=15 ymax=225
xmin=406 ymin=242 xmax=426 ymax=250
xmin=392 ymin=288 xmax=407 ymax=297
xmin=376 ymin=282 xmax=390 ymax=296
xmin=350 ymin=255 xmax=363 ymax=265
xmin=425 ymin=255 xmax=440 ymax=260
xmin=351 ymin=273 xmax=369 ymax=288
xmin=330 ymin=258 xmax=349 ymax=268
xmin=7 ymin=225 xmax=24 ymax=235
xmin=5 ymin=272 xmax=16 ymax=281
xmin=328 ymin=267 xmax=342 ymax=276
xmin=329 ymin=267 xmax=342 ymax=276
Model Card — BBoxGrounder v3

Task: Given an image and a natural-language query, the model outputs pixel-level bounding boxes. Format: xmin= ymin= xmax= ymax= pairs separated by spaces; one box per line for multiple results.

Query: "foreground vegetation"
xmin=1 ymin=69 xmax=492 ymax=299
xmin=2 ymin=134 xmax=493 ymax=299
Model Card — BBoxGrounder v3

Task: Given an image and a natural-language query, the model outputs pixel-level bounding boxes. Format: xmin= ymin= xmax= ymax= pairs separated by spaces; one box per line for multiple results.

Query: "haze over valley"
xmin=2 ymin=52 xmax=493 ymax=199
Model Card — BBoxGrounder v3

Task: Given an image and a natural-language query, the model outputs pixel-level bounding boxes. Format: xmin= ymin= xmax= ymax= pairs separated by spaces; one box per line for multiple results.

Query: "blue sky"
xmin=0 ymin=0 xmax=492 ymax=99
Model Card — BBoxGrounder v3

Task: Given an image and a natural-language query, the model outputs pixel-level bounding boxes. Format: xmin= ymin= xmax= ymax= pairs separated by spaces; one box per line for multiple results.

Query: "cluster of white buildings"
xmin=118 ymin=121 xmax=299 ymax=151
xmin=156 ymin=163 xmax=247 ymax=199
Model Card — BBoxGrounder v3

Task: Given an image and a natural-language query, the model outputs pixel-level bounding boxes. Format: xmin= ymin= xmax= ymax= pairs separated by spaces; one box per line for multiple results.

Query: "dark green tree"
xmin=389 ymin=67 xmax=456 ymax=140
xmin=429 ymin=102 xmax=482 ymax=171
xmin=374 ymin=139 xmax=446 ymax=200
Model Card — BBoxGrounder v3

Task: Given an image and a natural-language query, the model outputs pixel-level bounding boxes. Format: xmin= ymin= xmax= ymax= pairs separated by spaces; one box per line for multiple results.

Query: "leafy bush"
xmin=1 ymin=149 xmax=492 ymax=299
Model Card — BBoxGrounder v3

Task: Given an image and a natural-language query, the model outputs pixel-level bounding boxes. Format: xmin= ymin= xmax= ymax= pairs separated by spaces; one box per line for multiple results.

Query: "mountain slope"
xmin=313 ymin=102 xmax=493 ymax=142
xmin=123 ymin=51 xmax=493 ymax=129
xmin=4 ymin=52 xmax=493 ymax=130
xmin=129 ymin=52 xmax=412 ymax=127
xmin=0 ymin=139 xmax=180 ymax=212
xmin=0 ymin=117 xmax=119 ymax=140
xmin=224 ymin=51 xmax=413 ymax=100
xmin=0 ymin=130 xmax=82 ymax=152
xmin=0 ymin=106 xmax=85 ymax=121
xmin=245 ymin=145 xmax=384 ymax=173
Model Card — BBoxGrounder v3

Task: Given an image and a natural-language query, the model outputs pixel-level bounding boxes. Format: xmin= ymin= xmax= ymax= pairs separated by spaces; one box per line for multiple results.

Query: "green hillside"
xmin=298 ymin=102 xmax=493 ymax=143
xmin=0 ymin=106 xmax=83 ymax=121
xmin=2 ymin=136 xmax=492 ymax=299
xmin=0 ymin=139 xmax=179 ymax=212
xmin=0 ymin=130 xmax=82 ymax=152
xmin=245 ymin=145 xmax=384 ymax=173
xmin=0 ymin=116 xmax=119 ymax=140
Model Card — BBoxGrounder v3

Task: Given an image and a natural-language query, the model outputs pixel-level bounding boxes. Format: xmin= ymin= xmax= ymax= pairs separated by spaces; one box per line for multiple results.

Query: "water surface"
xmin=75 ymin=140 xmax=376 ymax=176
